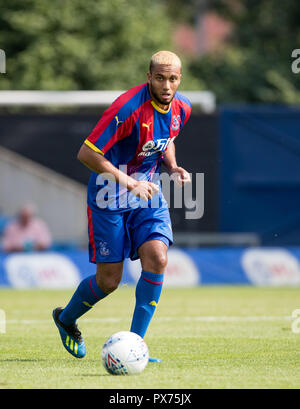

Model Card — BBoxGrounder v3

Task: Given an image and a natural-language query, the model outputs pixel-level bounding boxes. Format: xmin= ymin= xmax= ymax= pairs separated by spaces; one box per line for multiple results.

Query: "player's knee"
xmin=144 ymin=251 xmax=168 ymax=273
xmin=96 ymin=265 xmax=123 ymax=294
xmin=155 ymin=252 xmax=168 ymax=272
xmin=101 ymin=280 xmax=120 ymax=294
xmin=96 ymin=275 xmax=121 ymax=294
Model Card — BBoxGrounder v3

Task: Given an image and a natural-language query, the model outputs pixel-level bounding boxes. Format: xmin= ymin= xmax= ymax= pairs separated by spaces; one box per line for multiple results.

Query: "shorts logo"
xmin=99 ymin=241 xmax=110 ymax=256
xmin=172 ymin=115 xmax=181 ymax=131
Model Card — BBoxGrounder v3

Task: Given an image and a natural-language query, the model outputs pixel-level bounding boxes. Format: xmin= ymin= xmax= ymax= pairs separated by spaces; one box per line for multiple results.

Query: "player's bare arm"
xmin=77 ymin=143 xmax=158 ymax=201
xmin=163 ymin=140 xmax=191 ymax=187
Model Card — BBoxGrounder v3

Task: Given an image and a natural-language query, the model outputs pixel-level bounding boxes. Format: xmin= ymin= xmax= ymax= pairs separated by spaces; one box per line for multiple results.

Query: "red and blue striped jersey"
xmin=85 ymin=82 xmax=191 ymax=211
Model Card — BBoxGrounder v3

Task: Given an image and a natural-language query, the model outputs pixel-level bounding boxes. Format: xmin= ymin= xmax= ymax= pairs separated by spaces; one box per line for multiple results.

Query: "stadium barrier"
xmin=0 ymin=246 xmax=300 ymax=288
xmin=220 ymin=106 xmax=300 ymax=245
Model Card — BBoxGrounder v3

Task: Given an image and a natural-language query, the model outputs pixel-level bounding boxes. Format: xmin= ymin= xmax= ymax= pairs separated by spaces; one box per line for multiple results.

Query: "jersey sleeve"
xmin=180 ymin=98 xmax=192 ymax=128
xmin=84 ymin=102 xmax=130 ymax=156
xmin=84 ymin=83 xmax=146 ymax=156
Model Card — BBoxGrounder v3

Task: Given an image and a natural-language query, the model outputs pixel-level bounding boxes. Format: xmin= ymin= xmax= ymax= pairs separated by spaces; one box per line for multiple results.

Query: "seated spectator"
xmin=1 ymin=204 xmax=52 ymax=252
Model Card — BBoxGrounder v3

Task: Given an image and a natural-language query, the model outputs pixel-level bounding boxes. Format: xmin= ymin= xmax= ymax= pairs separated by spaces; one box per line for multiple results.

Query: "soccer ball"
xmin=101 ymin=331 xmax=149 ymax=375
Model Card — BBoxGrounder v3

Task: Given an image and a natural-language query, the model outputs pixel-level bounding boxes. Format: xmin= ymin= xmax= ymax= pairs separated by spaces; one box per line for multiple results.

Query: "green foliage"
xmin=163 ymin=0 xmax=206 ymax=24
xmin=188 ymin=0 xmax=300 ymax=103
xmin=2 ymin=0 xmax=298 ymax=100
xmin=0 ymin=0 xmax=175 ymax=90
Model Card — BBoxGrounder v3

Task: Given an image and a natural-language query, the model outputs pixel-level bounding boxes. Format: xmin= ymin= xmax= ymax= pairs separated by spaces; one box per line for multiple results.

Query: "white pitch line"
xmin=5 ymin=316 xmax=292 ymax=325
xmin=184 ymin=316 xmax=292 ymax=322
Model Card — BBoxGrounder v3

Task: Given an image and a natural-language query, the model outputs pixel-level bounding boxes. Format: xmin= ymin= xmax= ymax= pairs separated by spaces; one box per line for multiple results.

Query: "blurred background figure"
xmin=1 ymin=203 xmax=52 ymax=252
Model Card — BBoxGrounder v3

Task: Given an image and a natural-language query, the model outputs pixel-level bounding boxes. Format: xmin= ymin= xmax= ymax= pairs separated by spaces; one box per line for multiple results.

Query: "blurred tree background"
xmin=0 ymin=0 xmax=299 ymax=103
xmin=187 ymin=0 xmax=300 ymax=103
xmin=0 ymin=0 xmax=199 ymax=90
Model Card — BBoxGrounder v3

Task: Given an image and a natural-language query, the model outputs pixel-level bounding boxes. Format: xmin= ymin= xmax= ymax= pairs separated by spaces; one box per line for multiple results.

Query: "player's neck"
xmin=153 ymin=100 xmax=170 ymax=112
xmin=148 ymin=88 xmax=170 ymax=112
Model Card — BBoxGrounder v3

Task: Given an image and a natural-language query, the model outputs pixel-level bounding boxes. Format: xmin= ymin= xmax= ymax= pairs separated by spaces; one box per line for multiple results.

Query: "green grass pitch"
xmin=0 ymin=285 xmax=299 ymax=389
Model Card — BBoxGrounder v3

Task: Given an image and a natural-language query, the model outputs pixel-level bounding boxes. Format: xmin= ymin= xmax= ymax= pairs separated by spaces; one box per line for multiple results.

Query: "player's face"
xmin=147 ymin=64 xmax=181 ymax=108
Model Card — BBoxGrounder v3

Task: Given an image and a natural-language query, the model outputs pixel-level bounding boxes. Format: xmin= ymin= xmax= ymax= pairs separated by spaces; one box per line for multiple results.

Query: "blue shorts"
xmin=87 ymin=205 xmax=173 ymax=263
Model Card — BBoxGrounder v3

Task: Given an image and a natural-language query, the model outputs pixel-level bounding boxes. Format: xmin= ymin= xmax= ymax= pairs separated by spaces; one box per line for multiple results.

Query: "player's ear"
xmin=147 ymin=71 xmax=151 ymax=84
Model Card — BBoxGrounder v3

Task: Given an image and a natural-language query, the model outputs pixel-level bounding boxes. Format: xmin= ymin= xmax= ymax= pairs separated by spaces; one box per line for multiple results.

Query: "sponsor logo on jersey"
xmin=142 ymin=140 xmax=155 ymax=151
xmin=138 ymin=137 xmax=175 ymax=157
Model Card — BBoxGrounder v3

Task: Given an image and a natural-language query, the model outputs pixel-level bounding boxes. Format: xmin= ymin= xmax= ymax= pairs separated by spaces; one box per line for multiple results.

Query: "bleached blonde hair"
xmin=149 ymin=51 xmax=182 ymax=73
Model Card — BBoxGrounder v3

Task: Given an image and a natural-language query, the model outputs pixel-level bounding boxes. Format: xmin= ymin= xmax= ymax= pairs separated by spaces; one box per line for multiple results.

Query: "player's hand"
xmin=170 ymin=167 xmax=191 ymax=187
xmin=128 ymin=180 xmax=159 ymax=202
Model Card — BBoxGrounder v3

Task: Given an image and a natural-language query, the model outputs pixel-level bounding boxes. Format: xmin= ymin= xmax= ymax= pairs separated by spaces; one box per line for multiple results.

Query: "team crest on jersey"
xmin=172 ymin=115 xmax=181 ymax=131
xmin=99 ymin=241 xmax=110 ymax=256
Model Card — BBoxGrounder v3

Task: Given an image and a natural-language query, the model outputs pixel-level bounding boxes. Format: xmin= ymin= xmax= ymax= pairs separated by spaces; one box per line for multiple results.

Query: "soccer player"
xmin=53 ymin=51 xmax=192 ymax=361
